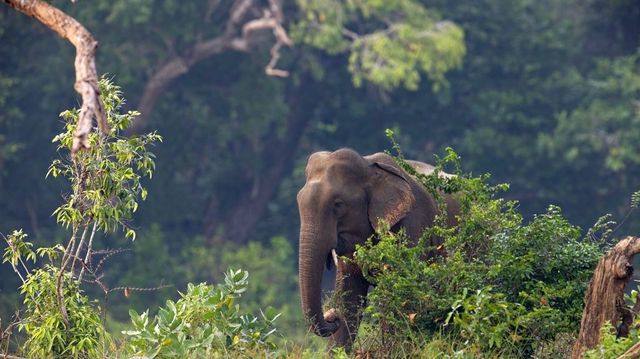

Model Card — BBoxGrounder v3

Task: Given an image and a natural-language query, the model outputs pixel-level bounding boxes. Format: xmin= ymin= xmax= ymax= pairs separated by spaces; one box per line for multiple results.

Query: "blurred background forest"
xmin=1 ymin=0 xmax=640 ymax=341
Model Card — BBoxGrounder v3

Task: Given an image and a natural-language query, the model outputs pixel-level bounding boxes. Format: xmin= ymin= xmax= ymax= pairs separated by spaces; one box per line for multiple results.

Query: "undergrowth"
xmin=1 ymin=99 xmax=634 ymax=358
xmin=349 ymin=131 xmax=606 ymax=358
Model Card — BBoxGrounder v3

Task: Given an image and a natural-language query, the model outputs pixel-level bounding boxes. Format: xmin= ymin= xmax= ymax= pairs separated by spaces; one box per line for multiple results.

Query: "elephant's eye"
xmin=333 ymin=199 xmax=345 ymax=210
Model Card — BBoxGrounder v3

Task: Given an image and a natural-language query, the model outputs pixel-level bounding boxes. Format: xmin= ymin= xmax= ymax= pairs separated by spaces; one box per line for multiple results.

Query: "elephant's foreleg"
xmin=326 ymin=260 xmax=369 ymax=352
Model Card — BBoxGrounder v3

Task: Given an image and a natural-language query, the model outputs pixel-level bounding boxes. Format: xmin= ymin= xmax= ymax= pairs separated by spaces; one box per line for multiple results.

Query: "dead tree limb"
xmin=572 ymin=236 xmax=640 ymax=358
xmin=2 ymin=0 xmax=108 ymax=154
xmin=620 ymin=341 xmax=640 ymax=359
xmin=0 ymin=355 xmax=27 ymax=359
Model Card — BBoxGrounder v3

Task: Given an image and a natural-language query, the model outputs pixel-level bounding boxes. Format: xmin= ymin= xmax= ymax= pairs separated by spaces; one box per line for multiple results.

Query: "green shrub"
xmin=2 ymin=229 xmax=108 ymax=358
xmin=106 ymin=232 xmax=304 ymax=344
xmin=2 ymin=78 xmax=160 ymax=358
xmin=18 ymin=265 xmax=107 ymax=358
xmin=352 ymin=138 xmax=605 ymax=357
xmin=123 ymin=268 xmax=280 ymax=358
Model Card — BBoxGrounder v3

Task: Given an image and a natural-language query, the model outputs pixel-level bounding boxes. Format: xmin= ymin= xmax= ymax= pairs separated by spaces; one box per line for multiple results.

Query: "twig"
xmin=265 ymin=41 xmax=288 ymax=77
xmin=108 ymin=283 xmax=173 ymax=294
xmin=56 ymin=228 xmax=77 ymax=326
xmin=342 ymin=28 xmax=360 ymax=40
xmin=0 ymin=312 xmax=20 ymax=356
xmin=94 ymin=248 xmax=131 ymax=274
xmin=17 ymin=256 xmax=29 ymax=279
xmin=71 ymin=224 xmax=89 ymax=275
xmin=8 ymin=264 xmax=24 ymax=284
xmin=78 ymin=222 xmax=97 ymax=282
xmin=613 ymin=207 xmax=637 ymax=236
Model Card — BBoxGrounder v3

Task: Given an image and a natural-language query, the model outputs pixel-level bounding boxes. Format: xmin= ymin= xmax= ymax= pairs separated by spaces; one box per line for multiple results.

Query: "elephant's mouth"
xmin=325 ymin=248 xmax=339 ymax=271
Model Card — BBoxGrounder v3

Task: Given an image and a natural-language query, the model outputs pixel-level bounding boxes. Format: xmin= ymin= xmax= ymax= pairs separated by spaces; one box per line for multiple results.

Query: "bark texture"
xmin=572 ymin=236 xmax=640 ymax=358
xmin=3 ymin=0 xmax=108 ymax=154
xmin=620 ymin=341 xmax=640 ymax=359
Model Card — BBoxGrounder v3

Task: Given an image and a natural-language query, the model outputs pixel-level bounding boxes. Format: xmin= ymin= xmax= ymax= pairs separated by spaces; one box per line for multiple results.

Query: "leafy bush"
xmin=48 ymin=77 xmax=161 ymax=239
xmin=352 ymin=136 xmax=605 ymax=357
xmin=106 ymin=232 xmax=304 ymax=343
xmin=1 ymin=78 xmax=161 ymax=358
xmin=2 ymin=230 xmax=107 ymax=358
xmin=19 ymin=265 xmax=107 ymax=358
xmin=123 ymin=268 xmax=280 ymax=358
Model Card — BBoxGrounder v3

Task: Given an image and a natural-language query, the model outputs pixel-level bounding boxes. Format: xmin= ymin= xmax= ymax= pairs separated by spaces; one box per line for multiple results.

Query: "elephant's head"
xmin=297 ymin=148 xmax=415 ymax=337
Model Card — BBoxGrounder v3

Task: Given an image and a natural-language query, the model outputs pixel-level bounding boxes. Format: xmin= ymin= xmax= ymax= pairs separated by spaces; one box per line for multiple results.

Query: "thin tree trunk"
xmin=207 ymin=75 xmax=317 ymax=245
xmin=572 ymin=236 xmax=640 ymax=358
xmin=2 ymin=0 xmax=108 ymax=154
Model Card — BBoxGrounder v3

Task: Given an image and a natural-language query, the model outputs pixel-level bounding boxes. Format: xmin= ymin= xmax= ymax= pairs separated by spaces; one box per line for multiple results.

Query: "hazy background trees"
xmin=1 ymin=0 xmax=639 ymax=339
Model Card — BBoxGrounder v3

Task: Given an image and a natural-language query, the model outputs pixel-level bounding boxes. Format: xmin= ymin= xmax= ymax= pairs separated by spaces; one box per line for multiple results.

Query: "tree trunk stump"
xmin=572 ymin=236 xmax=640 ymax=358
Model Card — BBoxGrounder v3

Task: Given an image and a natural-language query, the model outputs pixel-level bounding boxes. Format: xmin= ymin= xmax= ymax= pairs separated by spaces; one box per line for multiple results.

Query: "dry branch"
xmin=620 ymin=341 xmax=640 ymax=359
xmin=0 ymin=355 xmax=27 ymax=359
xmin=572 ymin=236 xmax=640 ymax=358
xmin=3 ymin=0 xmax=108 ymax=154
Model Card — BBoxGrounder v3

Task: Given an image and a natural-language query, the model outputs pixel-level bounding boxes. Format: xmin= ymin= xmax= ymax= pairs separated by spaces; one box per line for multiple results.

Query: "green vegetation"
xmin=351 ymin=144 xmax=604 ymax=357
xmin=2 ymin=0 xmax=640 ymax=357
xmin=293 ymin=0 xmax=465 ymax=90
xmin=123 ymin=269 xmax=280 ymax=358
xmin=16 ymin=263 xmax=106 ymax=358
xmin=4 ymin=124 xmax=633 ymax=357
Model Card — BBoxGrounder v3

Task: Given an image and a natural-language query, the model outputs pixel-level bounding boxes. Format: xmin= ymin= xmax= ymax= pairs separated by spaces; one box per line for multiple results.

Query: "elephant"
xmin=297 ymin=148 xmax=459 ymax=351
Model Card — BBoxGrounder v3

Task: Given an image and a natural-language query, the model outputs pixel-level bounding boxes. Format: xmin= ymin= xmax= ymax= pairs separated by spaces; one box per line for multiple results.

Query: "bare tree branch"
xmin=130 ymin=0 xmax=292 ymax=133
xmin=78 ymin=222 xmax=97 ymax=282
xmin=265 ymin=42 xmax=288 ymax=77
xmin=620 ymin=341 xmax=640 ymax=359
xmin=0 ymin=355 xmax=27 ymax=359
xmin=2 ymin=0 xmax=109 ymax=154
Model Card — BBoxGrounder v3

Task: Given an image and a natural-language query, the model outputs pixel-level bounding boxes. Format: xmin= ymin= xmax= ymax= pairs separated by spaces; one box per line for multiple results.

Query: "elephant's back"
xmin=407 ymin=160 xmax=455 ymax=179
xmin=406 ymin=160 xmax=436 ymax=176
xmin=363 ymin=153 xmax=454 ymax=179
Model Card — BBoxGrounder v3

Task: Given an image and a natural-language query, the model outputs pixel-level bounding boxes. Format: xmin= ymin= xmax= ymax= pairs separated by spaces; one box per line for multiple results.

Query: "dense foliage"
xmin=2 ymin=0 xmax=640 ymax=357
xmin=351 ymin=145 xmax=604 ymax=357
xmin=47 ymin=78 xmax=161 ymax=239
xmin=19 ymin=265 xmax=106 ymax=358
xmin=293 ymin=0 xmax=465 ymax=90
xmin=0 ymin=88 xmax=635 ymax=357
xmin=2 ymin=231 xmax=107 ymax=358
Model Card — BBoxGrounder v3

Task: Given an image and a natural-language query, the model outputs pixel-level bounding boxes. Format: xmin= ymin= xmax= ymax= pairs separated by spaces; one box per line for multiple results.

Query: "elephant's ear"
xmin=367 ymin=162 xmax=415 ymax=233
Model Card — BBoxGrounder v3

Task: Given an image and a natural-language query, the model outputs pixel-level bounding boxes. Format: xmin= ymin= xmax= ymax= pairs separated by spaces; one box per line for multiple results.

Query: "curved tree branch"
xmin=129 ymin=0 xmax=292 ymax=133
xmin=2 ymin=0 xmax=108 ymax=154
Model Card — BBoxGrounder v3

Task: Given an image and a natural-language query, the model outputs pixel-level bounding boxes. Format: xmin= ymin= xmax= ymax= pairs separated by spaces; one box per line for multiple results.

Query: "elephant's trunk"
xmin=299 ymin=218 xmax=339 ymax=337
